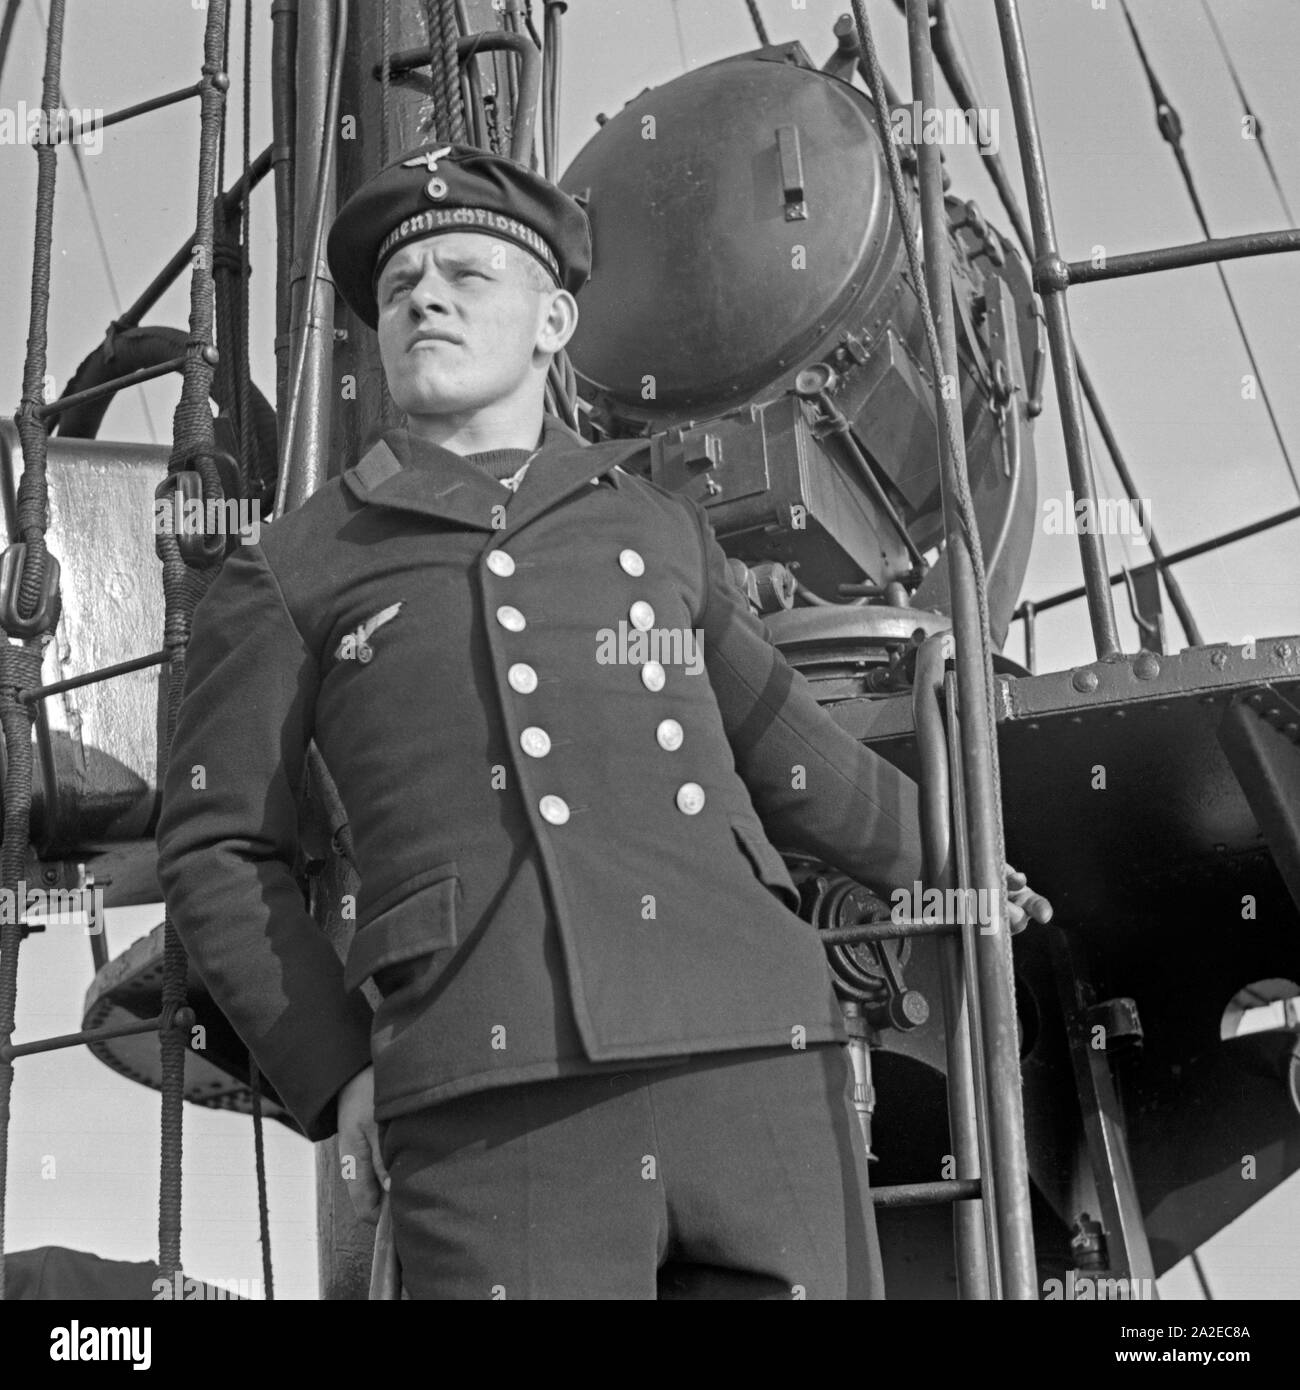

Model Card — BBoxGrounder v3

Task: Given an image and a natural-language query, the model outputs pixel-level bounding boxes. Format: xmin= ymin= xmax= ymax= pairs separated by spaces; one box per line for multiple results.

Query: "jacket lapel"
xmin=503 ymin=436 xmax=648 ymax=532
xmin=342 ymin=432 xmax=507 ymax=532
xmin=342 ymin=415 xmax=649 ymax=532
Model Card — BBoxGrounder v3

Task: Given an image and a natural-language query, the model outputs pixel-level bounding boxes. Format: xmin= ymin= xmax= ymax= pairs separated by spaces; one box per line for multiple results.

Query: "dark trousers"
xmin=379 ymin=1042 xmax=883 ymax=1299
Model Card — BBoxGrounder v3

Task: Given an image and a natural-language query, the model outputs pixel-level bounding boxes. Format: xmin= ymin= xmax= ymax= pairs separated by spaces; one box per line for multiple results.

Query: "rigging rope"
xmin=155 ymin=0 xmax=231 ymax=1283
xmin=217 ymin=0 xmax=232 ymax=188
xmin=541 ymin=2 xmax=557 ymax=178
xmin=207 ymin=0 xmax=255 ymax=500
xmin=0 ymin=0 xmax=270 ymax=1299
xmin=1199 ymin=0 xmax=1295 ymax=226
xmin=669 ymin=0 xmax=687 ymax=71
xmin=0 ymin=0 xmax=68 ymax=1299
xmin=0 ymin=0 xmax=67 ymax=1303
xmin=248 ymin=1056 xmax=275 ymax=1299
xmin=211 ymin=1 xmax=257 ymax=501
xmin=744 ymin=0 xmax=769 ymax=47
xmin=847 ymin=0 xmax=1008 ymax=886
xmin=379 ymin=0 xmax=391 ymax=165
xmin=1120 ymin=0 xmax=1300 ymax=503
xmin=924 ymin=2 xmax=1204 ymax=648
xmin=237 ymin=0 xmax=257 ymax=500
xmin=0 ymin=0 xmax=19 ymax=94
xmin=29 ymin=0 xmax=162 ymax=445
xmin=422 ymin=0 xmax=467 ymax=142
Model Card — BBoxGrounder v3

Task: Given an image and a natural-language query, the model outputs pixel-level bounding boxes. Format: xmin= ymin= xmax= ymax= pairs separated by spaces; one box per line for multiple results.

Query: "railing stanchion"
xmin=991 ymin=0 xmax=1122 ymax=661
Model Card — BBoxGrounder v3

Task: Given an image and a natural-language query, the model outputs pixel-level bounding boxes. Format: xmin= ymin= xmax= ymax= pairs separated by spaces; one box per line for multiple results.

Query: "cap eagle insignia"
xmin=403 ymin=146 xmax=453 ymax=201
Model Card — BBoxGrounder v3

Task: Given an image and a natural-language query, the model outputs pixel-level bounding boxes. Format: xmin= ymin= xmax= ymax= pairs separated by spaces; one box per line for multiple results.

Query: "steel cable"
xmin=1200 ymin=0 xmax=1295 ymax=226
xmin=1121 ymin=0 xmax=1299 ymax=502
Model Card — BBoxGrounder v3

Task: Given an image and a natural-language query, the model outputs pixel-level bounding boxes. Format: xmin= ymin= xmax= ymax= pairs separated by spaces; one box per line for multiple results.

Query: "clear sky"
xmin=1 ymin=0 xmax=1297 ymax=1299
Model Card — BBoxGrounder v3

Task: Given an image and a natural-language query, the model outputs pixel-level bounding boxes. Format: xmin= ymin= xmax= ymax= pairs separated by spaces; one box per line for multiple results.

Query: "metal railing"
xmin=852 ymin=0 xmax=1300 ymax=1302
xmin=963 ymin=0 xmax=1300 ymax=662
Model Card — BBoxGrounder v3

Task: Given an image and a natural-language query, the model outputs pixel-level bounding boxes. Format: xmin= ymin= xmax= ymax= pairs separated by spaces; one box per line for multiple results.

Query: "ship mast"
xmin=282 ymin=0 xmax=531 ymax=1300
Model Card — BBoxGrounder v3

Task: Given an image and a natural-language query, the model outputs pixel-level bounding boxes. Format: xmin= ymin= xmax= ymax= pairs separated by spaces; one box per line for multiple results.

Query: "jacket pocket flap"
xmin=345 ymin=866 xmax=459 ymax=993
xmin=730 ymin=818 xmax=801 ymax=913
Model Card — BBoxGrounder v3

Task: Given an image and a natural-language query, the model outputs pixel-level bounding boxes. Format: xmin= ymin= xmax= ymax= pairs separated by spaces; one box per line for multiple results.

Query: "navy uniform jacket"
xmin=155 ymin=414 xmax=925 ymax=1141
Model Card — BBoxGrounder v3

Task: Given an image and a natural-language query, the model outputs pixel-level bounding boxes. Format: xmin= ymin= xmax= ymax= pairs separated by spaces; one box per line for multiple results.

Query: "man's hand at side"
xmin=338 ymin=1065 xmax=390 ymax=1223
xmin=1006 ymin=863 xmax=1053 ymax=931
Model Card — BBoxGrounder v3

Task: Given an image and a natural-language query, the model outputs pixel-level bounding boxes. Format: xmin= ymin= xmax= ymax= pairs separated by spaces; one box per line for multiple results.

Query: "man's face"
xmin=375 ymin=231 xmax=566 ymax=419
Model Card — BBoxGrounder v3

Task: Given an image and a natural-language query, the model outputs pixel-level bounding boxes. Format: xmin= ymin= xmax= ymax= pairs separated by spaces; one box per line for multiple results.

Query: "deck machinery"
xmin=3 ymin=0 xmax=1298 ymax=1299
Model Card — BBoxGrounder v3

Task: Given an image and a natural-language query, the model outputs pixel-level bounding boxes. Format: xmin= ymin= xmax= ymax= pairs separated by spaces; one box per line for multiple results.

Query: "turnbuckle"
xmin=0 ymin=544 xmax=61 ymax=638
xmin=153 ymin=451 xmax=243 ymax=567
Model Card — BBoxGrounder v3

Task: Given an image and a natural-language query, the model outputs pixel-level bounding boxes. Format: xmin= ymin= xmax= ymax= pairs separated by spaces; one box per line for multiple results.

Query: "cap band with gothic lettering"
xmin=327 ymin=142 xmax=592 ymax=329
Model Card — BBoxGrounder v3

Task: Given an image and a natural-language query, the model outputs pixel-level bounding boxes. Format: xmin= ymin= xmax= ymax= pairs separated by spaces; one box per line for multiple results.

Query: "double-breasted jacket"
xmin=155 ymin=415 xmax=924 ymax=1140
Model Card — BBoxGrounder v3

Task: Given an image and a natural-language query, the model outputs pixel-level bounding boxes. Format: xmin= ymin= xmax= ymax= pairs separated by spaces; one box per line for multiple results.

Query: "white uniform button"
xmin=520 ymin=726 xmax=551 ymax=758
xmin=656 ymin=719 xmax=684 ymax=752
xmin=496 ymin=605 xmax=526 ymax=632
xmin=508 ymin=663 xmax=538 ymax=694
xmin=641 ymin=660 xmax=666 ymax=692
xmin=539 ymin=794 xmax=570 ymax=825
xmin=486 ymin=551 xmax=515 ymax=577
xmin=629 ymin=601 xmax=655 ymax=631
xmin=675 ymin=782 xmax=706 ymax=815
xmin=619 ymin=548 xmax=645 ymax=577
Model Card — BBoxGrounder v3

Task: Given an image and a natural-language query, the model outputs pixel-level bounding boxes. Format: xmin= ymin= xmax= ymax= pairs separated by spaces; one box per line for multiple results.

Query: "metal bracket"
xmin=1083 ymin=997 xmax=1144 ymax=1052
xmin=1051 ymin=931 xmax=1158 ymax=1285
xmin=776 ymin=123 xmax=808 ymax=221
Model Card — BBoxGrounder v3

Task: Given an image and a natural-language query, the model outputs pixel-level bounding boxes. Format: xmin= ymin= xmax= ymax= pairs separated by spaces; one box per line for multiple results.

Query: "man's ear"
xmin=537 ymin=289 xmax=578 ymax=357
